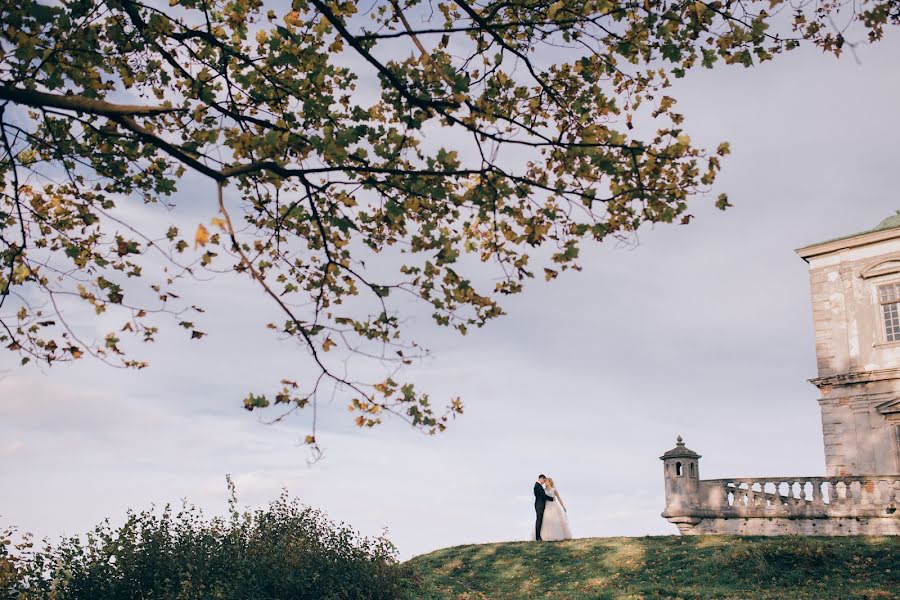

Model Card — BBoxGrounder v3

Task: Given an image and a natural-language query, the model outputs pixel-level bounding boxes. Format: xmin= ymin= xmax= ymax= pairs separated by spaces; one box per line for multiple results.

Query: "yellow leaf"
xmin=582 ymin=124 xmax=603 ymax=144
xmin=547 ymin=0 xmax=565 ymax=19
xmin=194 ymin=224 xmax=209 ymax=249
xmin=256 ymin=29 xmax=268 ymax=44
xmin=210 ymin=216 xmax=227 ymax=230
xmin=304 ymin=435 xmax=316 ymax=444
xmin=12 ymin=263 xmax=30 ymax=283
xmin=285 ymin=11 xmax=301 ymax=27
xmin=322 ymin=337 xmax=336 ymax=352
xmin=694 ymin=1 xmax=707 ymax=18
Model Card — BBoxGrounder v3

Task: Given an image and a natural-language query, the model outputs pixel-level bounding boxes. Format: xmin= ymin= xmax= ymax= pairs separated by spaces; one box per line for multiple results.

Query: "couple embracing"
xmin=532 ymin=474 xmax=573 ymax=541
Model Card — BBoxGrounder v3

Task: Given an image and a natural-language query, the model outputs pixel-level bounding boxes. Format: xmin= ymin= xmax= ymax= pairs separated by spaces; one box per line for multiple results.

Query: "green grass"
xmin=406 ymin=536 xmax=900 ymax=599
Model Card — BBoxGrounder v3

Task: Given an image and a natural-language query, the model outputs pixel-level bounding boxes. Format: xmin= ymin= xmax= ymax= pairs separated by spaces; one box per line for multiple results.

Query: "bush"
xmin=7 ymin=481 xmax=415 ymax=600
xmin=1 ymin=526 xmax=29 ymax=600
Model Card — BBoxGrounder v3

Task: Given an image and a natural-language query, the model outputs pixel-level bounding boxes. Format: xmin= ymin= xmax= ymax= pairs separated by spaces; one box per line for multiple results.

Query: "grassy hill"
xmin=406 ymin=536 xmax=900 ymax=599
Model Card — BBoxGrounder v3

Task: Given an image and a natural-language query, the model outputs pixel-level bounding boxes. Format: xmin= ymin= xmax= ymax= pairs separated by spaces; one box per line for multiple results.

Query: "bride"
xmin=539 ymin=477 xmax=573 ymax=541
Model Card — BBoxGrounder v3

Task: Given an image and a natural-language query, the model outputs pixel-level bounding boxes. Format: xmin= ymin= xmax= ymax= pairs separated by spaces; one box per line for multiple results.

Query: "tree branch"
xmin=0 ymin=84 xmax=183 ymax=116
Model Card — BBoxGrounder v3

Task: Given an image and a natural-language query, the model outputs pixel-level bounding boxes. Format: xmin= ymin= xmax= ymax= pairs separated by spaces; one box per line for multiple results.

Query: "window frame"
xmin=876 ymin=281 xmax=900 ymax=344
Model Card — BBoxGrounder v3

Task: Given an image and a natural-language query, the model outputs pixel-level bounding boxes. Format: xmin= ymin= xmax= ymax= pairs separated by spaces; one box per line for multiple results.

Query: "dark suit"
xmin=534 ymin=482 xmax=554 ymax=540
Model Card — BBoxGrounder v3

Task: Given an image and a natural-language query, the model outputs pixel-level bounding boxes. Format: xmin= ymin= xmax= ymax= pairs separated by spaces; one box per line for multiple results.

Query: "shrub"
xmin=9 ymin=481 xmax=415 ymax=600
xmin=1 ymin=525 xmax=29 ymax=600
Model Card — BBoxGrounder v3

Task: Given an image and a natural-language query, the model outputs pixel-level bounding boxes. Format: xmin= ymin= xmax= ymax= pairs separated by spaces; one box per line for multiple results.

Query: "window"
xmin=896 ymin=424 xmax=900 ymax=452
xmin=879 ymin=283 xmax=900 ymax=342
xmin=895 ymin=425 xmax=900 ymax=472
xmin=675 ymin=462 xmax=683 ymax=476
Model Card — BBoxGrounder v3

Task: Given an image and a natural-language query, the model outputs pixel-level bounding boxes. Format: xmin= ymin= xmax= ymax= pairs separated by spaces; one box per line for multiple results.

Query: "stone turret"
xmin=660 ymin=436 xmax=702 ymax=531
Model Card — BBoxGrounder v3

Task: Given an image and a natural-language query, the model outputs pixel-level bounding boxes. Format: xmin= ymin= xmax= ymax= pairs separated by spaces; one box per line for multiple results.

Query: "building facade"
xmin=798 ymin=213 xmax=900 ymax=477
xmin=660 ymin=213 xmax=900 ymax=535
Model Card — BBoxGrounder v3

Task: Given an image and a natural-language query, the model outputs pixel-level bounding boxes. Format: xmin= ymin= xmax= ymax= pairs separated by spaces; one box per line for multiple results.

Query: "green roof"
xmin=873 ymin=210 xmax=900 ymax=232
xmin=804 ymin=209 xmax=900 ymax=249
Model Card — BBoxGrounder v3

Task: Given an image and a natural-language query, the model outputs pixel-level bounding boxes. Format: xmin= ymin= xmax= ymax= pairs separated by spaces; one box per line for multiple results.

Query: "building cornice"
xmin=875 ymin=398 xmax=900 ymax=416
xmin=796 ymin=227 xmax=900 ymax=262
xmin=810 ymin=367 xmax=900 ymax=388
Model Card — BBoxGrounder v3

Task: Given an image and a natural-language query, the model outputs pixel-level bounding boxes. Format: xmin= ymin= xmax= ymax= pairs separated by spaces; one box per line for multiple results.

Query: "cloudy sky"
xmin=2 ymin=20 xmax=899 ymax=560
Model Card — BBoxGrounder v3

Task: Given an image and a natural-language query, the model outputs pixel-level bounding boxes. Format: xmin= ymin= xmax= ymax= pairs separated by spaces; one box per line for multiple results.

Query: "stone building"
xmin=799 ymin=212 xmax=900 ymax=477
xmin=660 ymin=213 xmax=900 ymax=535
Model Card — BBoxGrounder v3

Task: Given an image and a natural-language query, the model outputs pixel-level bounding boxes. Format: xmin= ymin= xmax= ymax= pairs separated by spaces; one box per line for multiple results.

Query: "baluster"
xmin=811 ymin=478 xmax=823 ymax=508
xmin=827 ymin=480 xmax=838 ymax=506
xmin=798 ymin=479 xmax=807 ymax=504
xmin=872 ymin=479 xmax=883 ymax=505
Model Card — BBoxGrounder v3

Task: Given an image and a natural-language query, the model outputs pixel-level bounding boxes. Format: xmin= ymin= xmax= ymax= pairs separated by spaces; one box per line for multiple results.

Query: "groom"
xmin=533 ymin=474 xmax=555 ymax=541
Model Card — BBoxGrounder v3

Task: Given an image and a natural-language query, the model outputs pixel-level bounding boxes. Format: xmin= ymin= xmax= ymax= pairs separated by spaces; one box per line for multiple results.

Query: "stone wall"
xmin=677 ymin=516 xmax=900 ymax=536
xmin=815 ymin=382 xmax=900 ymax=476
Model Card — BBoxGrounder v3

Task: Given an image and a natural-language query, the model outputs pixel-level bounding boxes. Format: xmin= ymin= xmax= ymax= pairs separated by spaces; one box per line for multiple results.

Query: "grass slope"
xmin=407 ymin=536 xmax=900 ymax=600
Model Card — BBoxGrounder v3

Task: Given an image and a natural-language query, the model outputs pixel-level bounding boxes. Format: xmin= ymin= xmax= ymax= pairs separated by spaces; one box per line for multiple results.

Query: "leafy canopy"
xmin=0 ymin=0 xmax=895 ymax=450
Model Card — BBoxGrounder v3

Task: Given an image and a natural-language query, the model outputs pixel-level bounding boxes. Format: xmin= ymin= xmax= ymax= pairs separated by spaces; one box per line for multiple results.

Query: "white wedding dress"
xmin=539 ymin=488 xmax=573 ymax=541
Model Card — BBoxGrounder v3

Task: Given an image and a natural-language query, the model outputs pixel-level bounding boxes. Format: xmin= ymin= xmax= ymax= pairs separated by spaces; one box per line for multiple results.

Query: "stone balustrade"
xmin=660 ymin=438 xmax=900 ymax=535
xmin=697 ymin=475 xmax=900 ymax=519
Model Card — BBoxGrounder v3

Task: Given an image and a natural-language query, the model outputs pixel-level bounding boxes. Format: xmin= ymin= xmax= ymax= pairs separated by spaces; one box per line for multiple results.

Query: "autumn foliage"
xmin=0 ymin=0 xmax=896 ymax=446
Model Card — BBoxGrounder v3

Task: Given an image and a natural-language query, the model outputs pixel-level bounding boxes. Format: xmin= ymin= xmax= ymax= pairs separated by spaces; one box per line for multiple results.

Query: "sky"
xmin=2 ymin=19 xmax=900 ymax=561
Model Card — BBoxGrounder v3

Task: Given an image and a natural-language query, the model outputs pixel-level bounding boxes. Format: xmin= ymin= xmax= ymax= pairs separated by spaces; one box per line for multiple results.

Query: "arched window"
xmin=675 ymin=462 xmax=683 ymax=476
xmin=690 ymin=463 xmax=695 ymax=476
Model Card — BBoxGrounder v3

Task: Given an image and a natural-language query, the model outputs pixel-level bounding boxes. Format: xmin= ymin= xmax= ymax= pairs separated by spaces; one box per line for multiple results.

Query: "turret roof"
xmin=659 ymin=436 xmax=701 ymax=460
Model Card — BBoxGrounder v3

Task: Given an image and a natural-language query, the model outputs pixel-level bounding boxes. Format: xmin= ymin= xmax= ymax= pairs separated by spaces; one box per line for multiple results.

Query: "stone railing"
xmin=697 ymin=475 xmax=900 ymax=518
xmin=660 ymin=438 xmax=900 ymax=534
